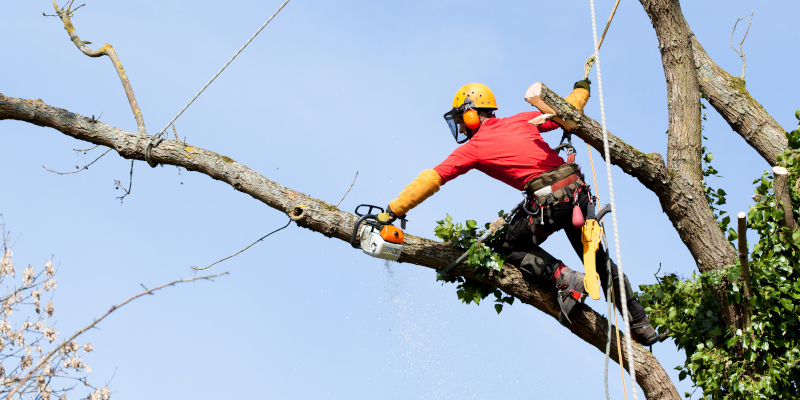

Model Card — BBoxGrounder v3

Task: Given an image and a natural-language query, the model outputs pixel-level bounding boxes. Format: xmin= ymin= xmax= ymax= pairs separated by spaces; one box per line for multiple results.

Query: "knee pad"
xmin=520 ymin=251 xmax=559 ymax=282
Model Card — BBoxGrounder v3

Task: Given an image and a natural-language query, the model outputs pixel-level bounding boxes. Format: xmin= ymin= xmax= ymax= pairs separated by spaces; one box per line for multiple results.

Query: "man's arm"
xmin=387 ymin=169 xmax=442 ymax=218
xmin=384 ymin=144 xmax=476 ymax=219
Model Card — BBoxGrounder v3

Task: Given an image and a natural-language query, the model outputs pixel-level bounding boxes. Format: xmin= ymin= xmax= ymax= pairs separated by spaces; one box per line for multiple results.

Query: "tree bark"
xmin=691 ymin=37 xmax=788 ymax=166
xmin=638 ymin=0 xmax=742 ymax=332
xmin=773 ymin=166 xmax=797 ymax=230
xmin=0 ymin=92 xmax=680 ymax=400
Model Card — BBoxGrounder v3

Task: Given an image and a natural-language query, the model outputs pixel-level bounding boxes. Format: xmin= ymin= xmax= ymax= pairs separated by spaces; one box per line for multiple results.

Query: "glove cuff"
xmin=573 ymin=79 xmax=591 ymax=94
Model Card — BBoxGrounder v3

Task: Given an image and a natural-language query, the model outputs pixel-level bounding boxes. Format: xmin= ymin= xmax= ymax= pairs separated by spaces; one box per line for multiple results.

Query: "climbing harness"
xmin=145 ymin=0 xmax=292 ymax=167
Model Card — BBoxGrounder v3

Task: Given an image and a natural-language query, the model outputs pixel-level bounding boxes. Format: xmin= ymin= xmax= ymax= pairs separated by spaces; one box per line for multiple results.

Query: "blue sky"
xmin=1 ymin=1 xmax=798 ymax=399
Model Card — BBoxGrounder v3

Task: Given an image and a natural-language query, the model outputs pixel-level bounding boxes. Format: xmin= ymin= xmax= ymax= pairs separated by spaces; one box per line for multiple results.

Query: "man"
xmin=380 ymin=82 xmax=661 ymax=345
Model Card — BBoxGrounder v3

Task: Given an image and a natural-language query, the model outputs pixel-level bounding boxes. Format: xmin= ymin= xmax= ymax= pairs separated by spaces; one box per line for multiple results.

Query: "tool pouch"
xmin=525 ymin=163 xmax=585 ymax=206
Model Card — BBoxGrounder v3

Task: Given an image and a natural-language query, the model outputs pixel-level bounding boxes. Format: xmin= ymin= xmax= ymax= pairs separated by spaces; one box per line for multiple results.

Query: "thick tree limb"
xmin=0 ymin=92 xmax=679 ymax=400
xmin=691 ymin=36 xmax=787 ymax=166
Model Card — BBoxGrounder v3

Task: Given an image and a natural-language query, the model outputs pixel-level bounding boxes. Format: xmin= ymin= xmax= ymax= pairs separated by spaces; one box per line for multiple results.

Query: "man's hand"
xmin=376 ymin=206 xmax=399 ymax=225
xmin=573 ymin=79 xmax=591 ymax=95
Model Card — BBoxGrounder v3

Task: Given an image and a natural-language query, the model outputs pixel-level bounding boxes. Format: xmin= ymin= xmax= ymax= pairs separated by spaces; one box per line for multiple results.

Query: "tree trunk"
xmin=0 ymin=92 xmax=680 ymax=400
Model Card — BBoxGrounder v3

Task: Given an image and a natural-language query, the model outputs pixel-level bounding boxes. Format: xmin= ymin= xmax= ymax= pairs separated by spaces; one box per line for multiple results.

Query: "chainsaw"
xmin=350 ymin=204 xmax=406 ymax=261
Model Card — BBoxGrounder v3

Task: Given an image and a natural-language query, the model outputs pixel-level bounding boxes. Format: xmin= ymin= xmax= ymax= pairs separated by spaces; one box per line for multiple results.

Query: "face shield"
xmin=443 ymin=98 xmax=475 ymax=144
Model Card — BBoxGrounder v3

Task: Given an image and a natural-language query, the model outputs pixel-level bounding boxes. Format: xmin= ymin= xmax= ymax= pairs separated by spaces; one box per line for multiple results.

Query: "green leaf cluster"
xmin=434 ymin=212 xmax=515 ymax=314
xmin=639 ymin=112 xmax=800 ymax=399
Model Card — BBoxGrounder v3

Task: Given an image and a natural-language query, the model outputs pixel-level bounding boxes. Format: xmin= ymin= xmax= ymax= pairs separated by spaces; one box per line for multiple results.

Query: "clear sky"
xmin=2 ymin=1 xmax=798 ymax=399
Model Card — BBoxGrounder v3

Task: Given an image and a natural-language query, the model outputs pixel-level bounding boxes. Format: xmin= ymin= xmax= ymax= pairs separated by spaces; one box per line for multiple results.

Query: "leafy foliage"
xmin=700 ymin=98 xmax=737 ymax=243
xmin=640 ymin=112 xmax=800 ymax=399
xmin=433 ymin=213 xmax=515 ymax=313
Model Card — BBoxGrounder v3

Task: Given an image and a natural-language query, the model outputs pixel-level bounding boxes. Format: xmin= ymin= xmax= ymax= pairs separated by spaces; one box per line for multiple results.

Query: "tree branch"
xmin=729 ymin=13 xmax=752 ymax=80
xmin=525 ymin=82 xmax=669 ymax=193
xmin=5 ymin=272 xmax=228 ymax=400
xmin=691 ymin=33 xmax=787 ymax=166
xmin=0 ymin=92 xmax=679 ymax=400
xmin=52 ymin=1 xmax=146 ymax=136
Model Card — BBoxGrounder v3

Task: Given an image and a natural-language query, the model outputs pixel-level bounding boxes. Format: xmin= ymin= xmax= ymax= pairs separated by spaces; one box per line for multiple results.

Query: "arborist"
xmin=379 ymin=81 xmax=661 ymax=346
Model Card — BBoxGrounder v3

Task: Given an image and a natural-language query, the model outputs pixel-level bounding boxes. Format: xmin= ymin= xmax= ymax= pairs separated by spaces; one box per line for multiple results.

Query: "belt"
xmin=531 ymin=173 xmax=581 ymax=198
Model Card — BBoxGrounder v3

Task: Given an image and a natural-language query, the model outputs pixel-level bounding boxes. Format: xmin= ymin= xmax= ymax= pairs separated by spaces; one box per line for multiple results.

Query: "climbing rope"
xmin=146 ymin=0 xmax=292 ymax=167
xmin=589 ymin=141 xmax=628 ymax=400
xmin=583 ymin=0 xmax=621 ymax=81
xmin=587 ymin=0 xmax=639 ymax=398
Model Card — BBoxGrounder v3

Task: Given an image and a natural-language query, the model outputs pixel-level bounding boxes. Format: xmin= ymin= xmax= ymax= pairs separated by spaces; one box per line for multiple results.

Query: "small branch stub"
xmin=773 ymin=166 xmax=797 ymax=230
xmin=288 ymin=204 xmax=306 ymax=221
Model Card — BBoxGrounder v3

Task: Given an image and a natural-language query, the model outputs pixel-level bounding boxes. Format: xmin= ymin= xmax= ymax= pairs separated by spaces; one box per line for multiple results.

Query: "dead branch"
xmin=43 ymin=148 xmax=111 ymax=175
xmin=114 ymin=161 xmax=135 ymax=202
xmin=52 ymin=1 xmax=146 ymax=135
xmin=730 ymin=12 xmax=753 ymax=80
xmin=192 ymin=219 xmax=291 ymax=271
xmin=5 ymin=272 xmax=229 ymax=400
xmin=335 ymin=171 xmax=358 ymax=208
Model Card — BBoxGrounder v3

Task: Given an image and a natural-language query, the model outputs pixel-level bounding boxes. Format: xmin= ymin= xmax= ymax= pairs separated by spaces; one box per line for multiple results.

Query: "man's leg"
xmin=499 ymin=212 xmax=588 ymax=324
xmin=561 ymin=201 xmax=663 ymax=345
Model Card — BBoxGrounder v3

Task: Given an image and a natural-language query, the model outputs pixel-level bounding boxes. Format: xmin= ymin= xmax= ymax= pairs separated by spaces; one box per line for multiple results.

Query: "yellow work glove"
xmin=376 ymin=207 xmax=398 ymax=225
xmin=387 ymin=169 xmax=442 ymax=217
xmin=564 ymin=79 xmax=591 ymax=112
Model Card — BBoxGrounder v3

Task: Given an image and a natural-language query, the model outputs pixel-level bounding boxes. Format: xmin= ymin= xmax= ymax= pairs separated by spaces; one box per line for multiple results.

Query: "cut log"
xmin=524 ymin=82 xmax=578 ymax=131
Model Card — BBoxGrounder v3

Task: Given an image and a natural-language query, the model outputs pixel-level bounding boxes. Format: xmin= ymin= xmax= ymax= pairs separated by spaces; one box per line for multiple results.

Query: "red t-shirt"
xmin=433 ymin=111 xmax=565 ymax=191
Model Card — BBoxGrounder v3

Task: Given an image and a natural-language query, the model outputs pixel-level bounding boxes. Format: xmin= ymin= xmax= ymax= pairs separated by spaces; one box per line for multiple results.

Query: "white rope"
xmin=154 ymin=0 xmax=292 ymax=139
xmin=588 ymin=0 xmax=639 ymax=398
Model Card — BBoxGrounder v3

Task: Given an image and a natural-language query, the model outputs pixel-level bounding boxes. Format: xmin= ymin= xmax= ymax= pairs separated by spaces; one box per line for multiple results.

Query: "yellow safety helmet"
xmin=452 ymin=83 xmax=497 ymax=109
xmin=444 ymin=83 xmax=498 ymax=144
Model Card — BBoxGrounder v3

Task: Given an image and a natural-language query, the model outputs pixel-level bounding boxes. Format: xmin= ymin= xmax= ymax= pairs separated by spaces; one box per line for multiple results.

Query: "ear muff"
xmin=463 ymin=109 xmax=480 ymax=130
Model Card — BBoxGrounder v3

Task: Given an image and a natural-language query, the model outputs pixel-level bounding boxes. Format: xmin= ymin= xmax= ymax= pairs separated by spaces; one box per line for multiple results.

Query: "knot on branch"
xmin=288 ymin=204 xmax=307 ymax=222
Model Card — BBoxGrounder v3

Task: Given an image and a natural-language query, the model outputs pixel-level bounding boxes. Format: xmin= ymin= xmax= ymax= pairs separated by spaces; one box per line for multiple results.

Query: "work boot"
xmin=630 ymin=314 xmax=668 ymax=346
xmin=552 ymin=263 xmax=587 ymax=325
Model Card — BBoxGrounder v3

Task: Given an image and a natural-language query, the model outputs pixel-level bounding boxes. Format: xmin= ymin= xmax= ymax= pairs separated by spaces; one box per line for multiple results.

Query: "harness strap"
xmin=533 ymin=173 xmax=581 ymax=198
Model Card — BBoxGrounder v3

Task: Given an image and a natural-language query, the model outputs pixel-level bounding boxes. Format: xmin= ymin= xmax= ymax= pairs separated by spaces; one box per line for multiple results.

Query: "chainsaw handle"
xmin=355 ymin=204 xmax=384 ymax=217
xmin=350 ymin=214 xmax=376 ymax=249
xmin=596 ymin=204 xmax=611 ymax=222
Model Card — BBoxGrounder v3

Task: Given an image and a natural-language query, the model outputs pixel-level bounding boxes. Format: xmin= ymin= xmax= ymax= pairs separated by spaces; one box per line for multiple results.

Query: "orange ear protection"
xmin=463 ymin=109 xmax=480 ymax=130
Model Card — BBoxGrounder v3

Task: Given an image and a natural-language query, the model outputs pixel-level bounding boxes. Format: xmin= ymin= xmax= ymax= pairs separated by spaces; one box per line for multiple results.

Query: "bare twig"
xmin=74 ymin=144 xmax=100 ymax=152
xmin=5 ymin=272 xmax=229 ymax=400
xmin=52 ymin=1 xmax=146 ymax=135
xmin=192 ymin=218 xmax=291 ymax=271
xmin=43 ymin=148 xmax=112 ymax=175
xmin=115 ymin=161 xmax=135 ymax=202
xmin=335 ymin=171 xmax=358 ymax=209
xmin=172 ymin=125 xmax=186 ymax=184
xmin=730 ymin=12 xmax=753 ymax=79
